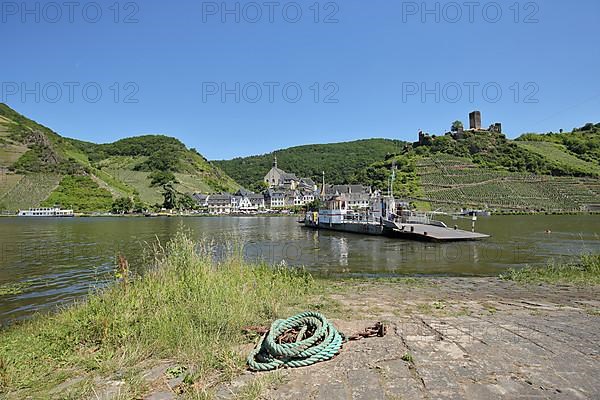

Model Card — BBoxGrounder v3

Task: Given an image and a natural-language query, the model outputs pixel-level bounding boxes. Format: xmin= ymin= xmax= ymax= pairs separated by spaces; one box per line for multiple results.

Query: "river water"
xmin=0 ymin=215 xmax=598 ymax=323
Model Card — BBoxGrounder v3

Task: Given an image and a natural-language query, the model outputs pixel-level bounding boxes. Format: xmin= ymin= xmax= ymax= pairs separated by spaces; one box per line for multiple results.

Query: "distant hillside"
xmin=0 ymin=103 xmax=239 ymax=212
xmin=516 ymin=122 xmax=600 ymax=166
xmin=415 ymin=155 xmax=600 ymax=212
xmin=356 ymin=126 xmax=600 ymax=212
xmin=214 ymin=139 xmax=406 ymax=191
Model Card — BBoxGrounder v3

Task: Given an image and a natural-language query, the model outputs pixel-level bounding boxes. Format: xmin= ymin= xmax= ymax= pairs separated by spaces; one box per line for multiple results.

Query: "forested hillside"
xmin=214 ymin=139 xmax=406 ymax=191
xmin=0 ymin=104 xmax=238 ymax=212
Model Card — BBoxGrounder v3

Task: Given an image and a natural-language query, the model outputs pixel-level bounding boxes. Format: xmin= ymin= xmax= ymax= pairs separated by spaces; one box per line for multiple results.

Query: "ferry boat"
xmin=302 ymin=194 xmax=489 ymax=242
xmin=17 ymin=207 xmax=74 ymax=217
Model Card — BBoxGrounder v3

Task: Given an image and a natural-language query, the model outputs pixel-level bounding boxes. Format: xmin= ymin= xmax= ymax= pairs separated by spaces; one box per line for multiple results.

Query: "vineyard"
xmin=0 ymin=173 xmax=62 ymax=211
xmin=515 ymin=141 xmax=600 ymax=176
xmin=415 ymin=155 xmax=600 ymax=212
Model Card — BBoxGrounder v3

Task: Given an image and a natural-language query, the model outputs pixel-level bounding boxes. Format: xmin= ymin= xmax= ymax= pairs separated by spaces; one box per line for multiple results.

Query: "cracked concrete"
xmin=221 ymin=278 xmax=600 ymax=400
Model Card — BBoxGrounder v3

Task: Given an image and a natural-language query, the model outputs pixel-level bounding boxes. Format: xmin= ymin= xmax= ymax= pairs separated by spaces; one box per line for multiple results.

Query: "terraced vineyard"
xmin=0 ymin=173 xmax=62 ymax=211
xmin=415 ymin=155 xmax=600 ymax=212
xmin=515 ymin=141 xmax=600 ymax=176
xmin=104 ymin=168 xmax=162 ymax=205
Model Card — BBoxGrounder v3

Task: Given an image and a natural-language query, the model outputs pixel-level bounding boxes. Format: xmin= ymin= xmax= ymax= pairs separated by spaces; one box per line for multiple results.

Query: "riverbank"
xmin=0 ymin=233 xmax=598 ymax=399
xmin=252 ymin=276 xmax=599 ymax=400
xmin=0 ymin=212 xmax=301 ymax=218
xmin=0 ymin=232 xmax=314 ymax=399
xmin=2 ymin=209 xmax=600 ymax=218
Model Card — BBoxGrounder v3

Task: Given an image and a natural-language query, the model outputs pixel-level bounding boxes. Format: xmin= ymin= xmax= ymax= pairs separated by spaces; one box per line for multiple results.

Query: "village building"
xmin=263 ymin=157 xmax=319 ymax=207
xmin=264 ymin=157 xmax=299 ymax=190
xmin=322 ymin=184 xmax=373 ymax=209
xmin=264 ymin=157 xmax=318 ymax=191
xmin=247 ymin=193 xmax=266 ymax=211
xmin=194 ymin=159 xmax=368 ymax=214
xmin=206 ymin=193 xmax=234 ymax=214
xmin=234 ymin=189 xmax=266 ymax=212
xmin=193 ymin=189 xmax=267 ymax=214
xmin=265 ymin=189 xmax=286 ymax=208
xmin=192 ymin=193 xmax=209 ymax=208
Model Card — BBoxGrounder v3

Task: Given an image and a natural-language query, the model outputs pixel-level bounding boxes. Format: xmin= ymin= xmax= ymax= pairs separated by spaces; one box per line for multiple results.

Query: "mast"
xmin=388 ymin=160 xmax=397 ymax=197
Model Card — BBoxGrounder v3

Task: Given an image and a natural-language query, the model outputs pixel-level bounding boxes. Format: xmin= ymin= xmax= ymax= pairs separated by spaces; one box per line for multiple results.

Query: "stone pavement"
xmin=216 ymin=278 xmax=600 ymax=400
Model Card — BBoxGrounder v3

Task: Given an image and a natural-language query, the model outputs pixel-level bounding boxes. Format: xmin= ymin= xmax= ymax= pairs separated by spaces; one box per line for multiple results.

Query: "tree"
xmin=149 ymin=171 xmax=177 ymax=187
xmin=178 ymin=194 xmax=197 ymax=211
xmin=162 ymin=182 xmax=178 ymax=210
xmin=112 ymin=197 xmax=134 ymax=214
xmin=306 ymin=199 xmax=323 ymax=211
xmin=451 ymin=120 xmax=463 ymax=132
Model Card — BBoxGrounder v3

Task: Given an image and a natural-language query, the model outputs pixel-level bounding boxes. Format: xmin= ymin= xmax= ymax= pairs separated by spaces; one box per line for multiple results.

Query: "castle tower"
xmin=469 ymin=111 xmax=482 ymax=130
xmin=273 ymin=156 xmax=278 ymax=168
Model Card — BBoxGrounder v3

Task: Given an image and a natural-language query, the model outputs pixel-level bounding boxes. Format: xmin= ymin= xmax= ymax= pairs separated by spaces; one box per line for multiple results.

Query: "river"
xmin=0 ymin=215 xmax=598 ymax=323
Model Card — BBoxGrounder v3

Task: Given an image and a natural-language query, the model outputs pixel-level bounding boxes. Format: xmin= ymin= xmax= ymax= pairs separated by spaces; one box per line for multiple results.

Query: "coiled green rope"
xmin=247 ymin=311 xmax=344 ymax=371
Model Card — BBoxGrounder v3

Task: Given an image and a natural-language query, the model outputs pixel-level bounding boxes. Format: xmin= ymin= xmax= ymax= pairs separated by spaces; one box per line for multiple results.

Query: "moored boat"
xmin=17 ymin=207 xmax=74 ymax=217
xmin=302 ymin=195 xmax=489 ymax=242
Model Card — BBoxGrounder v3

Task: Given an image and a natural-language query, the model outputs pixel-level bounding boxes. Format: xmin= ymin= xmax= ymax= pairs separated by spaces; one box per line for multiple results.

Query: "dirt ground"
xmin=213 ymin=278 xmax=600 ymax=400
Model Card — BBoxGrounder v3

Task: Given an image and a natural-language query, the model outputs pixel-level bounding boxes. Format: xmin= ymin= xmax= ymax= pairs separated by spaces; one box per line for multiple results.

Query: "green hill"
xmin=415 ymin=155 xmax=600 ymax=212
xmin=214 ymin=139 xmax=407 ymax=191
xmin=356 ymin=126 xmax=600 ymax=212
xmin=0 ymin=104 xmax=239 ymax=212
xmin=516 ymin=123 xmax=600 ymax=165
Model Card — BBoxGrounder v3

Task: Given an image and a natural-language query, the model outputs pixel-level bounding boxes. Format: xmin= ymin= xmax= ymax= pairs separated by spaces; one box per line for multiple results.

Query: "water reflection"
xmin=0 ymin=215 xmax=598 ymax=322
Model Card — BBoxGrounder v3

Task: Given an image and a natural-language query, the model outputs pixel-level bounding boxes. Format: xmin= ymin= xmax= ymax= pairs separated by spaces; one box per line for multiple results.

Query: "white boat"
xmin=303 ymin=196 xmax=490 ymax=242
xmin=18 ymin=207 xmax=74 ymax=217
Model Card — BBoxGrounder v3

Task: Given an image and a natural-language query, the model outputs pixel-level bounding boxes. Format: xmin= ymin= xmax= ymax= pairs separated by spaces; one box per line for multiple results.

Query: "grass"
xmin=0 ymin=230 xmax=314 ymax=399
xmin=500 ymin=254 xmax=600 ymax=285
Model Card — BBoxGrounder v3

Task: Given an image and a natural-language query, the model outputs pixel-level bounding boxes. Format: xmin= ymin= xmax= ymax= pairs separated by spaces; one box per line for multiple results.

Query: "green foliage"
xmin=515 ymin=142 xmax=600 ymax=176
xmin=354 ymin=150 xmax=423 ymax=199
xmin=0 ymin=104 xmax=240 ymax=210
xmin=12 ymin=146 xmax=85 ymax=175
xmin=415 ymin=129 xmax=599 ymax=177
xmin=500 ymin=254 xmax=600 ymax=285
xmin=111 ymin=197 xmax=134 ymax=214
xmin=11 ymin=147 xmax=45 ymax=173
xmin=0 ymin=230 xmax=314 ymax=398
xmin=71 ymin=135 xmax=197 ymax=173
xmin=149 ymin=171 xmax=177 ymax=187
xmin=178 ymin=194 xmax=198 ymax=211
xmin=0 ymin=103 xmax=60 ymax=141
xmin=42 ymin=175 xmax=113 ymax=212
xmin=517 ymin=122 xmax=600 ymax=165
xmin=451 ymin=120 xmax=463 ymax=132
xmin=214 ymin=139 xmax=406 ymax=190
xmin=306 ymin=198 xmax=323 ymax=211
xmin=161 ymin=183 xmax=178 ymax=210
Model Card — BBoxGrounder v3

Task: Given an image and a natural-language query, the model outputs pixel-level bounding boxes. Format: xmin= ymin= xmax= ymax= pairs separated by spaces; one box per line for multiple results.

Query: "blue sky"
xmin=1 ymin=0 xmax=599 ymax=159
